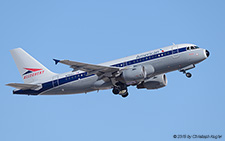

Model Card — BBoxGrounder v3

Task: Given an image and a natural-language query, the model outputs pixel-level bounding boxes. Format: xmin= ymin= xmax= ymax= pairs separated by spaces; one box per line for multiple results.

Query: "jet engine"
xmin=137 ymin=74 xmax=167 ymax=89
xmin=119 ymin=65 xmax=155 ymax=84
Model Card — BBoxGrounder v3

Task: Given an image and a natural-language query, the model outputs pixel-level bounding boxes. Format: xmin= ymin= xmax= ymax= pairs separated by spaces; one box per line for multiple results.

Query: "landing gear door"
xmin=172 ymin=46 xmax=179 ymax=59
xmin=52 ymin=75 xmax=59 ymax=87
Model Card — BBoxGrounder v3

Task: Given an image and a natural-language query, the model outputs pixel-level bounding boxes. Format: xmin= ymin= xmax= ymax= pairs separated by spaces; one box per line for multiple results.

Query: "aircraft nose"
xmin=205 ymin=50 xmax=210 ymax=57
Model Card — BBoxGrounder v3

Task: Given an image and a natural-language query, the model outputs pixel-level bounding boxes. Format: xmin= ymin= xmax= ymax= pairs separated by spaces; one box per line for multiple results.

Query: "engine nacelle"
xmin=137 ymin=74 xmax=167 ymax=89
xmin=143 ymin=64 xmax=155 ymax=77
xmin=120 ymin=65 xmax=155 ymax=84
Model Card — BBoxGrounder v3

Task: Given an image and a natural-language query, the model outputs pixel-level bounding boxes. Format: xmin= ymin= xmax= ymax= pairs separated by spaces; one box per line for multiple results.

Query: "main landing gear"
xmin=112 ymin=82 xmax=129 ymax=98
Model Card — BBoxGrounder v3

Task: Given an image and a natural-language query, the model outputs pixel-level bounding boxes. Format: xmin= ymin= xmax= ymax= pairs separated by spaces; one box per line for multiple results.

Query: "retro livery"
xmin=6 ymin=44 xmax=209 ymax=97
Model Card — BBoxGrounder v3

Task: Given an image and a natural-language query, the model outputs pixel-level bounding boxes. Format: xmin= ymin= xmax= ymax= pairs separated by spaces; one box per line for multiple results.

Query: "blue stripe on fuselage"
xmin=112 ymin=47 xmax=187 ymax=67
xmin=14 ymin=47 xmax=187 ymax=95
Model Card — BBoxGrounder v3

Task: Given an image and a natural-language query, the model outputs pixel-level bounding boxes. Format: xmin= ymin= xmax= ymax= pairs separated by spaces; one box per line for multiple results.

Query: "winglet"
xmin=53 ymin=59 xmax=60 ymax=65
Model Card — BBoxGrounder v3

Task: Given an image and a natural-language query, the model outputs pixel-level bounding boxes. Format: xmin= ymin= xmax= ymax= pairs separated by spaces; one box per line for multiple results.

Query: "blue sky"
xmin=1 ymin=0 xmax=224 ymax=140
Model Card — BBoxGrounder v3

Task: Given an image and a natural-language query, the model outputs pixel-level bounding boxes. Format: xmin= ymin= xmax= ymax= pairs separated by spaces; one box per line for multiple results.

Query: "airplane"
xmin=6 ymin=43 xmax=209 ymax=98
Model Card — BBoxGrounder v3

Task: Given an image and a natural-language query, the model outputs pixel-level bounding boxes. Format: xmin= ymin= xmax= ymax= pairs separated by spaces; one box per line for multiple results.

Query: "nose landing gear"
xmin=179 ymin=64 xmax=195 ymax=78
xmin=181 ymin=70 xmax=192 ymax=78
xmin=185 ymin=72 xmax=192 ymax=78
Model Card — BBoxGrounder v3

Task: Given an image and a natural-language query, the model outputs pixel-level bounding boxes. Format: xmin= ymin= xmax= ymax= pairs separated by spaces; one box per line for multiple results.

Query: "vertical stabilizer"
xmin=10 ymin=48 xmax=56 ymax=83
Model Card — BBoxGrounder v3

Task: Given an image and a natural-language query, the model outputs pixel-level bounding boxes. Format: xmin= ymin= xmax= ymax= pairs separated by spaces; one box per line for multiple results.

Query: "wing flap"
xmin=6 ymin=83 xmax=41 ymax=90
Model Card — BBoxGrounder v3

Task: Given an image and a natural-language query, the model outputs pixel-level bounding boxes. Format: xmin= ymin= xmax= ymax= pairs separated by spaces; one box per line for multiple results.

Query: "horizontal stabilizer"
xmin=6 ymin=83 xmax=41 ymax=90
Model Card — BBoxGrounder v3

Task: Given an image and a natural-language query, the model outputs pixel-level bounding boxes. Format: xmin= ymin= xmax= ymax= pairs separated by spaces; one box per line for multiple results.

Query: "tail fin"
xmin=10 ymin=48 xmax=56 ymax=84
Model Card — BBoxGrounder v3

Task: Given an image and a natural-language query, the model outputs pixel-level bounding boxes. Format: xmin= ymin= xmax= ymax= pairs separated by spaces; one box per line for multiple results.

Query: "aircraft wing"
xmin=6 ymin=83 xmax=41 ymax=90
xmin=54 ymin=59 xmax=120 ymax=77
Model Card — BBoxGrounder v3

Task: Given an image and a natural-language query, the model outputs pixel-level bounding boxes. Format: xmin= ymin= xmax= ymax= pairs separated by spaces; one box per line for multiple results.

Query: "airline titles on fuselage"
xmin=136 ymin=50 xmax=162 ymax=59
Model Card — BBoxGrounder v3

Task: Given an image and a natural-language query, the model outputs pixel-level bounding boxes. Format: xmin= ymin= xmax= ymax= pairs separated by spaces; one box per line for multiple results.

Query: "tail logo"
xmin=23 ymin=68 xmax=44 ymax=79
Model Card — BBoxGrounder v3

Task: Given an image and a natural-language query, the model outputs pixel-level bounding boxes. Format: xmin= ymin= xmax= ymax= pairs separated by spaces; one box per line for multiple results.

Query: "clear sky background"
xmin=0 ymin=0 xmax=224 ymax=140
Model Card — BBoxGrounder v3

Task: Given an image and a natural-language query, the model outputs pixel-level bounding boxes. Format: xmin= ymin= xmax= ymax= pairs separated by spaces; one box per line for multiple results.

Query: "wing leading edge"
xmin=53 ymin=59 xmax=120 ymax=77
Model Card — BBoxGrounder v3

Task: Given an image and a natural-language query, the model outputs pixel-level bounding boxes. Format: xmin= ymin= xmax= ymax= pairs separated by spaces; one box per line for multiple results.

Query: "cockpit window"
xmin=195 ymin=46 xmax=200 ymax=49
xmin=189 ymin=46 xmax=200 ymax=50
